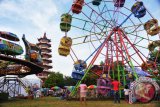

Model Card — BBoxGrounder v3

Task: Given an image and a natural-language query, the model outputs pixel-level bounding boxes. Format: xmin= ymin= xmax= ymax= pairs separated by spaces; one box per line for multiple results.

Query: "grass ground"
xmin=0 ymin=97 xmax=159 ymax=107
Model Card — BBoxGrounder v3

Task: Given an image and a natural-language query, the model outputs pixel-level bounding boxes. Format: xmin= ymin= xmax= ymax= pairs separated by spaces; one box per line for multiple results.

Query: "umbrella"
xmin=64 ymin=86 xmax=75 ymax=91
xmin=51 ymin=86 xmax=60 ymax=90
xmin=68 ymin=86 xmax=75 ymax=91
xmin=88 ymin=85 xmax=97 ymax=89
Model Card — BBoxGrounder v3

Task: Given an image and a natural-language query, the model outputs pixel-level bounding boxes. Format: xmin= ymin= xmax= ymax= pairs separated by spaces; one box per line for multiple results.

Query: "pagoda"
xmin=37 ymin=33 xmax=52 ymax=81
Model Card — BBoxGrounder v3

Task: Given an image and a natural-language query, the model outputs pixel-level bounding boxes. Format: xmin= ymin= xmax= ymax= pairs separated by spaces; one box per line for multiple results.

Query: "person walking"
xmin=111 ymin=78 xmax=121 ymax=103
xmin=79 ymin=84 xmax=87 ymax=105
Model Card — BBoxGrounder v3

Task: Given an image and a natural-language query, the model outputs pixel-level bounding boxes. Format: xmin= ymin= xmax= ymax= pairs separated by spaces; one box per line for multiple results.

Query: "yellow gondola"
xmin=58 ymin=36 xmax=72 ymax=56
xmin=144 ymin=19 xmax=160 ymax=36
xmin=58 ymin=45 xmax=70 ymax=56
xmin=60 ymin=36 xmax=72 ymax=47
xmin=148 ymin=40 xmax=160 ymax=51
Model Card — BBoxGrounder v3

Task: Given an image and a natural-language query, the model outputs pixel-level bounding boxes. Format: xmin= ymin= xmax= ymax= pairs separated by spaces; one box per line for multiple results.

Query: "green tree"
xmin=64 ymin=76 xmax=77 ymax=86
xmin=44 ymin=72 xmax=65 ymax=88
xmin=84 ymin=73 xmax=98 ymax=85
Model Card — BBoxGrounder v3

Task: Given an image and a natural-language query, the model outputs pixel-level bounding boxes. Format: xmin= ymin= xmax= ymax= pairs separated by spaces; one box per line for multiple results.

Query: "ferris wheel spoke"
xmin=84 ymin=2 xmax=114 ymax=28
xmin=97 ymin=3 xmax=113 ymax=29
xmin=81 ymin=11 xmax=107 ymax=42
xmin=122 ymin=32 xmax=146 ymax=63
xmin=103 ymin=1 xmax=116 ymax=28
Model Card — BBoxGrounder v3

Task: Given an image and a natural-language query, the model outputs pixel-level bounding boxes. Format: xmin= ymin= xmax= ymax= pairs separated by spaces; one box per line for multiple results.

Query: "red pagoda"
xmin=37 ymin=33 xmax=52 ymax=81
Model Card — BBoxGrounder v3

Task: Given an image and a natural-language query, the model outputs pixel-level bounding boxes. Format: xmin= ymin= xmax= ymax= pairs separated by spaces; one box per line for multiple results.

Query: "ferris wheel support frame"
xmin=70 ymin=30 xmax=115 ymax=96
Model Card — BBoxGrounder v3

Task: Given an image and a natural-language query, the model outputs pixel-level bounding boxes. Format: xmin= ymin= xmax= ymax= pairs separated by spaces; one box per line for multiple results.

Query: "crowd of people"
xmin=25 ymin=80 xmax=160 ymax=105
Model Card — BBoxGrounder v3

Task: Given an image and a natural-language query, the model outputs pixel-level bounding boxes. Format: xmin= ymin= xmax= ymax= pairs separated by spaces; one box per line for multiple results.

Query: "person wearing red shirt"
xmin=111 ymin=78 xmax=121 ymax=103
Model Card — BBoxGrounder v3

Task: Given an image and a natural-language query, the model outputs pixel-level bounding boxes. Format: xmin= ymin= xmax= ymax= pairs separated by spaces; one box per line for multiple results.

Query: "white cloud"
xmin=0 ymin=0 xmax=58 ymax=32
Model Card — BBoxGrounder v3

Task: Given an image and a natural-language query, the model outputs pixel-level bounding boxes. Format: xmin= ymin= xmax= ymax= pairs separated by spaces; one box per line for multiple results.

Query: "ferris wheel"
xmin=59 ymin=0 xmax=160 ymax=99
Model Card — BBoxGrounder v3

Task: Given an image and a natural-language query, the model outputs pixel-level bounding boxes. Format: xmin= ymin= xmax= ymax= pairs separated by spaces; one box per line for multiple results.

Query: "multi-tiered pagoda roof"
xmin=37 ymin=33 xmax=52 ymax=80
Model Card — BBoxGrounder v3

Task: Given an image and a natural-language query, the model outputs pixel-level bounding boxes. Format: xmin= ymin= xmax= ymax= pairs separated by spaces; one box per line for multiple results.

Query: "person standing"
xmin=124 ymin=85 xmax=130 ymax=102
xmin=79 ymin=84 xmax=87 ymax=105
xmin=111 ymin=78 xmax=121 ymax=103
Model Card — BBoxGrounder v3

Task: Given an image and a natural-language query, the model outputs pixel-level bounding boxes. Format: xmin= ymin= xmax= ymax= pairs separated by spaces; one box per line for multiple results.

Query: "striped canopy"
xmin=51 ymin=86 xmax=60 ymax=90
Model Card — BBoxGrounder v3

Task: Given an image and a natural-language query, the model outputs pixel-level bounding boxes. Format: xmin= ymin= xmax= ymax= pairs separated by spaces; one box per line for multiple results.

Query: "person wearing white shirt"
xmin=124 ymin=85 xmax=130 ymax=102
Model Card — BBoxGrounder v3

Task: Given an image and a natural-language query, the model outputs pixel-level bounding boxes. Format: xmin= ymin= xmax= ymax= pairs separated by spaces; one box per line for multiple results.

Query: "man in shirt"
xmin=111 ymin=78 xmax=121 ymax=103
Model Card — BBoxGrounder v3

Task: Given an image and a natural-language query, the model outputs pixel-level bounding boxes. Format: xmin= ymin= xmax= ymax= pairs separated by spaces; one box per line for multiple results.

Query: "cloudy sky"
xmin=0 ymin=0 xmax=160 ymax=79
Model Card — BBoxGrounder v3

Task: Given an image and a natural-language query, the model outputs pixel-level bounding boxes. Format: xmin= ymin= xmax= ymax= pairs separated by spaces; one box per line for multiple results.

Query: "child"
xmin=124 ymin=85 xmax=130 ymax=102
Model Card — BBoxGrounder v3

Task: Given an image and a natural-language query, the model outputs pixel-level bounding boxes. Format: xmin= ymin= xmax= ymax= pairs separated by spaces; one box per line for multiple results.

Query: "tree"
xmin=64 ymin=76 xmax=77 ymax=86
xmin=84 ymin=73 xmax=98 ymax=85
xmin=44 ymin=72 xmax=65 ymax=88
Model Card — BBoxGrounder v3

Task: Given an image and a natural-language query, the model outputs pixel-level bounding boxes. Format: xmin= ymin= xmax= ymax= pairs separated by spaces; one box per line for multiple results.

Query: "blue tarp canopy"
xmin=125 ymin=66 xmax=151 ymax=76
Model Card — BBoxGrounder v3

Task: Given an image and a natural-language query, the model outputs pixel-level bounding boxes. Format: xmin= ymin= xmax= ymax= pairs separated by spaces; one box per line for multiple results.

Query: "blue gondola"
xmin=72 ymin=70 xmax=84 ymax=80
xmin=74 ymin=63 xmax=84 ymax=71
xmin=92 ymin=0 xmax=102 ymax=6
xmin=72 ymin=60 xmax=87 ymax=80
xmin=74 ymin=60 xmax=87 ymax=70
xmin=131 ymin=1 xmax=146 ymax=18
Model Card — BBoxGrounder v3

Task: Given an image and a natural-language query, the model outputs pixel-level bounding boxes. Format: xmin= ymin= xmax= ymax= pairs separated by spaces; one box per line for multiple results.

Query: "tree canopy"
xmin=44 ymin=72 xmax=65 ymax=88
xmin=44 ymin=71 xmax=98 ymax=88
